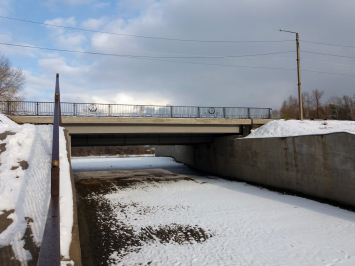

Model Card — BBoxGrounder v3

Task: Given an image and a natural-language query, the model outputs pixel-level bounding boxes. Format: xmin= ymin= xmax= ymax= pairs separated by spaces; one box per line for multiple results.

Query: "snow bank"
xmin=0 ymin=114 xmax=73 ymax=265
xmin=0 ymin=113 xmax=20 ymax=133
xmin=245 ymin=119 xmax=355 ymax=138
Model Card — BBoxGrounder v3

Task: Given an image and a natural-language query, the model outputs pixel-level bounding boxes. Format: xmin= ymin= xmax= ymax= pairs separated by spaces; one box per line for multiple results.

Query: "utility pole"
xmin=280 ymin=29 xmax=303 ymax=120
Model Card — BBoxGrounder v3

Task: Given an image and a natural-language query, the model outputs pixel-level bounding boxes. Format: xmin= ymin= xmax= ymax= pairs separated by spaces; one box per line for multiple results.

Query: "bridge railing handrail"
xmin=0 ymin=101 xmax=272 ymax=119
xmin=37 ymin=74 xmax=61 ymax=265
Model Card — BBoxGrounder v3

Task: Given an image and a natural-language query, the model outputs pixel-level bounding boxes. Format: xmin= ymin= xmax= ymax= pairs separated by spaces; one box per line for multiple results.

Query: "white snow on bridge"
xmin=245 ymin=119 xmax=355 ymax=138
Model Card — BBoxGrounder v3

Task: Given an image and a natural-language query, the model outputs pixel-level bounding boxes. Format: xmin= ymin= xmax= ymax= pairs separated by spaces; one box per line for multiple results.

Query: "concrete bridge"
xmin=4 ymin=101 xmax=273 ymax=146
xmin=9 ymin=115 xmax=273 ymax=146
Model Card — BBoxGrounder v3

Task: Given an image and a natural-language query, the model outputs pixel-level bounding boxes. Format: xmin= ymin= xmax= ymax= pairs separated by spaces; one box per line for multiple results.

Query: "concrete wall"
xmin=64 ymin=130 xmax=82 ymax=266
xmin=156 ymin=133 xmax=355 ymax=207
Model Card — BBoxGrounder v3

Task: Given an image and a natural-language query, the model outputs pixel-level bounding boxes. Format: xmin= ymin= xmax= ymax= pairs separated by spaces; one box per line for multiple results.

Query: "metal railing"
xmin=0 ymin=101 xmax=271 ymax=119
xmin=37 ymin=74 xmax=62 ymax=265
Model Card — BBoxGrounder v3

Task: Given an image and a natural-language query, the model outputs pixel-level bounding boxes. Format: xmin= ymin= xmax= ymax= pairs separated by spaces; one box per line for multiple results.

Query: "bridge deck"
xmin=9 ymin=116 xmax=273 ymax=146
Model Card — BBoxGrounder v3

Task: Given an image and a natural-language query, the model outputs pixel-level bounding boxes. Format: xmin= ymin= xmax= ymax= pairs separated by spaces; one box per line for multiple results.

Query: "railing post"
xmin=73 ymin=103 xmax=76 ymax=116
xmin=36 ymin=102 xmax=39 ymax=116
xmin=170 ymin=106 xmax=173 ymax=118
xmin=223 ymin=107 xmax=226 ymax=118
xmin=269 ymin=108 xmax=272 ymax=119
xmin=7 ymin=101 xmax=10 ymax=115
xmin=248 ymin=108 xmax=251 ymax=119
xmin=108 ymin=104 xmax=111 ymax=116
xmin=198 ymin=107 xmax=200 ymax=118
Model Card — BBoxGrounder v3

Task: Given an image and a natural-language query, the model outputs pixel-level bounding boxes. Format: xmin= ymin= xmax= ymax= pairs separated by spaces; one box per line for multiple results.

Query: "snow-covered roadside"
xmin=245 ymin=119 xmax=355 ymax=138
xmin=0 ymin=114 xmax=73 ymax=265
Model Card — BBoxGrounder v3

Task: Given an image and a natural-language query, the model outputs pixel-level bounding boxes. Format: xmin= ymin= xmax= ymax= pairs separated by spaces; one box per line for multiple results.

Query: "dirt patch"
xmin=0 ymin=131 xmax=15 ymax=141
xmin=0 ymin=143 xmax=6 ymax=153
xmin=11 ymin=160 xmax=29 ymax=170
xmin=75 ymin=170 xmax=213 ymax=266
xmin=22 ymin=217 xmax=40 ymax=266
xmin=0 ymin=209 xmax=14 ymax=234
xmin=0 ymin=211 xmax=36 ymax=265
xmin=0 ymin=245 xmax=22 ymax=266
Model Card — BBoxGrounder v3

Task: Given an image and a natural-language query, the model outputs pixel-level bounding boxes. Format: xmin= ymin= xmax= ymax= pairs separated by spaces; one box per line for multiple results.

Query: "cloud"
xmin=81 ymin=17 xmax=108 ymax=30
xmin=0 ymin=0 xmax=12 ymax=16
xmin=44 ymin=17 xmax=77 ymax=27
xmin=44 ymin=17 xmax=87 ymax=49
xmin=18 ymin=0 xmax=355 ymax=110
xmin=0 ymin=35 xmax=37 ymax=57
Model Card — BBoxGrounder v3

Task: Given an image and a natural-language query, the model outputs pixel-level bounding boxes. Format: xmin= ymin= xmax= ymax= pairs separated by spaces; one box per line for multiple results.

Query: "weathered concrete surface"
xmin=156 ymin=133 xmax=355 ymax=207
xmin=64 ymin=129 xmax=82 ymax=266
xmin=9 ymin=116 xmax=273 ymax=135
xmin=9 ymin=116 xmax=272 ymax=125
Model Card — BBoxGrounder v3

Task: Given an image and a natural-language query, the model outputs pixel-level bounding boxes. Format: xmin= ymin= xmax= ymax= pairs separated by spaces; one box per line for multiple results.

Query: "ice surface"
xmin=245 ymin=119 xmax=355 ymax=138
xmin=72 ymin=156 xmax=180 ymax=172
xmin=75 ymin=157 xmax=355 ymax=266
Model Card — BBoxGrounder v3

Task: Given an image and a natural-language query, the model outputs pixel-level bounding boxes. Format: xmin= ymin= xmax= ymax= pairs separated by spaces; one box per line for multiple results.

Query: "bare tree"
xmin=302 ymin=92 xmax=312 ymax=119
xmin=280 ymin=95 xmax=298 ymax=119
xmin=271 ymin=109 xmax=280 ymax=119
xmin=311 ymin=89 xmax=324 ymax=119
xmin=0 ymin=55 xmax=26 ymax=101
xmin=342 ymin=95 xmax=355 ymax=120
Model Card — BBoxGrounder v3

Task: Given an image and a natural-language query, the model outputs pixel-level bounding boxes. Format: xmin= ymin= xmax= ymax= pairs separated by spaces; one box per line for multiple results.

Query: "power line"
xmin=0 ymin=15 xmax=294 ymax=44
xmin=302 ymin=58 xmax=355 ymax=67
xmin=301 ymin=50 xmax=355 ymax=59
xmin=302 ymin=40 xmax=355 ymax=49
xmin=2 ymin=42 xmax=355 ymax=76
xmin=301 ymin=69 xmax=355 ymax=77
xmin=0 ymin=42 xmax=294 ymax=59
xmin=0 ymin=42 xmax=297 ymax=71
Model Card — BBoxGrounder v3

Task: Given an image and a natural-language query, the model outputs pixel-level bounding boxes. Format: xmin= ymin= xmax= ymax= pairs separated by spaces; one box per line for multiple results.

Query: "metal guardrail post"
xmin=108 ymin=104 xmax=111 ymax=116
xmin=36 ymin=102 xmax=39 ymax=116
xmin=223 ymin=107 xmax=226 ymax=118
xmin=198 ymin=107 xmax=200 ymax=118
xmin=269 ymin=108 xmax=272 ymax=119
xmin=248 ymin=108 xmax=250 ymax=119
xmin=7 ymin=101 xmax=10 ymax=115
xmin=170 ymin=106 xmax=173 ymax=118
xmin=38 ymin=73 xmax=61 ymax=266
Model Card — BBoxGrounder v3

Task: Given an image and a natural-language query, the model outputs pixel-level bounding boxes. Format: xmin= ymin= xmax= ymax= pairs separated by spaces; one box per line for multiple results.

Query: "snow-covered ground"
xmin=245 ymin=119 xmax=355 ymax=138
xmin=0 ymin=114 xmax=73 ymax=265
xmin=74 ymin=157 xmax=355 ymax=266
xmin=72 ymin=156 xmax=179 ymax=172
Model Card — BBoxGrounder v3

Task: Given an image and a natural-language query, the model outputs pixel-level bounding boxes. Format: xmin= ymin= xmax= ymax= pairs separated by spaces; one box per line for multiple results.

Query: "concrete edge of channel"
xmin=64 ymin=129 xmax=82 ymax=266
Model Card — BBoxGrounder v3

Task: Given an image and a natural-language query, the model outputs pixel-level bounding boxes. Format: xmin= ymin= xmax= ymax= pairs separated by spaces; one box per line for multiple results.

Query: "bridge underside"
xmin=9 ymin=116 xmax=269 ymax=146
xmin=71 ymin=133 xmax=230 ymax=146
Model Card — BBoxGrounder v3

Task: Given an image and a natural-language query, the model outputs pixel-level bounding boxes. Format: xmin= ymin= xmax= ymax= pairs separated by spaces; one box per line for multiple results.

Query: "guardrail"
xmin=0 ymin=101 xmax=271 ymax=119
xmin=37 ymin=74 xmax=62 ymax=265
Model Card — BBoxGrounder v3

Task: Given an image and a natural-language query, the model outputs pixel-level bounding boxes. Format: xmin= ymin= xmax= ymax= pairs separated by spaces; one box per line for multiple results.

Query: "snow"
xmin=75 ymin=157 xmax=355 ymax=266
xmin=59 ymin=127 xmax=74 ymax=261
xmin=245 ymin=119 xmax=355 ymax=138
xmin=71 ymin=156 xmax=179 ymax=172
xmin=0 ymin=114 xmax=73 ymax=265
xmin=0 ymin=113 xmax=20 ymax=132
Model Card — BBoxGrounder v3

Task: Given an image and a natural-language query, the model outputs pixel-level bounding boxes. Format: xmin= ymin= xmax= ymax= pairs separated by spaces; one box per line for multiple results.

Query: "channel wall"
xmin=155 ymin=133 xmax=355 ymax=207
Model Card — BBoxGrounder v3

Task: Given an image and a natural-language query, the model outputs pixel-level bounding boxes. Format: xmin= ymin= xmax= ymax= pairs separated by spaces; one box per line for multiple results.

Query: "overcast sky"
xmin=1 ymin=0 xmax=355 ymax=109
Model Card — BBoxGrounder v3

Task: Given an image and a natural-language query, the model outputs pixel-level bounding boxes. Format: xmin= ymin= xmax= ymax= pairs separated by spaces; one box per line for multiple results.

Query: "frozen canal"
xmin=72 ymin=157 xmax=355 ymax=266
